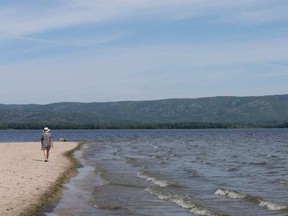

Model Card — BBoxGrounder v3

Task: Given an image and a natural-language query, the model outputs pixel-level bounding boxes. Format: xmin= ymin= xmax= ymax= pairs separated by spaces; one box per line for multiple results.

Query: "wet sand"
xmin=0 ymin=142 xmax=79 ymax=216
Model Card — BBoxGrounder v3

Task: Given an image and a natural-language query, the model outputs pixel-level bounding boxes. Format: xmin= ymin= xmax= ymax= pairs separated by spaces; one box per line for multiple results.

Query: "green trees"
xmin=0 ymin=121 xmax=282 ymax=130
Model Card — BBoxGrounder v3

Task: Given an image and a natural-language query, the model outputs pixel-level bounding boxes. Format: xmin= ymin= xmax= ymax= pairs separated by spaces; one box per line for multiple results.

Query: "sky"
xmin=1 ymin=0 xmax=288 ymax=104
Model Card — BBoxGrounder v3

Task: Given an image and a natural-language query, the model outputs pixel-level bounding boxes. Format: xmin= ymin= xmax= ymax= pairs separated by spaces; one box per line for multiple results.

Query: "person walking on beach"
xmin=41 ymin=127 xmax=53 ymax=162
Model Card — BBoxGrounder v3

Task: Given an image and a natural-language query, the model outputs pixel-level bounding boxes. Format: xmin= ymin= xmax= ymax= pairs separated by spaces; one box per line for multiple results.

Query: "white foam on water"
xmin=279 ymin=179 xmax=288 ymax=184
xmin=258 ymin=199 xmax=288 ymax=211
xmin=215 ymin=188 xmax=288 ymax=212
xmin=137 ymin=172 xmax=170 ymax=187
xmin=215 ymin=188 xmax=246 ymax=199
xmin=146 ymin=187 xmax=219 ymax=216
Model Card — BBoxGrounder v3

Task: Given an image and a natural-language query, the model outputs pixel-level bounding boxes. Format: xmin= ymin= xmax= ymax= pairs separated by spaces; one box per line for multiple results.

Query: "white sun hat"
xmin=43 ymin=127 xmax=50 ymax=132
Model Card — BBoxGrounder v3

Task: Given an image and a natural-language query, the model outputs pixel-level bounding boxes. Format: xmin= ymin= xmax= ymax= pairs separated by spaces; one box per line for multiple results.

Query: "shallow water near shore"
xmin=2 ymin=129 xmax=288 ymax=215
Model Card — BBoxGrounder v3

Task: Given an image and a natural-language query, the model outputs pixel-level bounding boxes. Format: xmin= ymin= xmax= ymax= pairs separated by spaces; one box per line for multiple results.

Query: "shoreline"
xmin=0 ymin=142 xmax=81 ymax=216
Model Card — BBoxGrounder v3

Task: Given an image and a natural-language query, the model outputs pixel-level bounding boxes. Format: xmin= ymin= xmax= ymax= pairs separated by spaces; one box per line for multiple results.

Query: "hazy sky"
xmin=1 ymin=0 xmax=288 ymax=104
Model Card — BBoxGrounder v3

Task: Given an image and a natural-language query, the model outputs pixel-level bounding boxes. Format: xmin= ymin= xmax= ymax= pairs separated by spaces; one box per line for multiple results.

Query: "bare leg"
xmin=47 ymin=149 xmax=50 ymax=160
xmin=44 ymin=149 xmax=50 ymax=162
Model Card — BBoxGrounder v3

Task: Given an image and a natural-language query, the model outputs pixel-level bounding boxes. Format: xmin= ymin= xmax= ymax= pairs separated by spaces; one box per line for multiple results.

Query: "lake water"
xmin=1 ymin=129 xmax=288 ymax=216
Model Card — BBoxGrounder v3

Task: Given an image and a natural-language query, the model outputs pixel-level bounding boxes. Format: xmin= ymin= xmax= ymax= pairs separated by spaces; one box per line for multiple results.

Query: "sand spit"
xmin=0 ymin=142 xmax=79 ymax=216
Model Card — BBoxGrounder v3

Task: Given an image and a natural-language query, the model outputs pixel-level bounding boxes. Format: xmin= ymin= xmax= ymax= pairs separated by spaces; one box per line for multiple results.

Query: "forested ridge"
xmin=1 ymin=94 xmax=288 ymax=129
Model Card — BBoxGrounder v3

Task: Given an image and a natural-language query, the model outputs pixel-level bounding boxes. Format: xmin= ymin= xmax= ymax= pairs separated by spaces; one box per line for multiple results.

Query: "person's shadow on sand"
xmin=33 ymin=159 xmax=47 ymax=162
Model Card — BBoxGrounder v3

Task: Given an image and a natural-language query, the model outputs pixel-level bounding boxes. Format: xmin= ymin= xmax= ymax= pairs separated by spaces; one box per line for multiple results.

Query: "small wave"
xmin=108 ymin=181 xmax=145 ymax=189
xmin=146 ymin=187 xmax=224 ymax=216
xmin=215 ymin=188 xmax=288 ymax=212
xmin=225 ymin=167 xmax=238 ymax=172
xmin=279 ymin=179 xmax=288 ymax=184
xmin=265 ymin=154 xmax=277 ymax=159
xmin=137 ymin=172 xmax=172 ymax=187
xmin=255 ymin=153 xmax=277 ymax=159
xmin=183 ymin=168 xmax=200 ymax=177
xmin=200 ymin=160 xmax=211 ymax=165
xmin=258 ymin=199 xmax=288 ymax=211
xmin=125 ymin=157 xmax=137 ymax=166
xmin=215 ymin=188 xmax=246 ymax=199
xmin=89 ymin=199 xmax=127 ymax=211
xmin=248 ymin=161 xmax=268 ymax=166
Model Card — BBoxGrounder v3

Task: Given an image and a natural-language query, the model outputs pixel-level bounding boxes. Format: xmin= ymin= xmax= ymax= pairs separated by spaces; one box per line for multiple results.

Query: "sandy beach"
xmin=0 ymin=142 xmax=79 ymax=216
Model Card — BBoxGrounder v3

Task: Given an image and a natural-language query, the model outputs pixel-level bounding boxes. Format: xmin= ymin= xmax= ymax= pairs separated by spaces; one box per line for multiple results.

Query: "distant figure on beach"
xmin=59 ymin=138 xmax=67 ymax=142
xmin=41 ymin=127 xmax=53 ymax=162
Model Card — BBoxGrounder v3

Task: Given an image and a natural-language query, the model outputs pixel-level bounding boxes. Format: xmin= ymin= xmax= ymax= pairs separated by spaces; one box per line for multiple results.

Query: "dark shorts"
xmin=42 ymin=144 xmax=51 ymax=150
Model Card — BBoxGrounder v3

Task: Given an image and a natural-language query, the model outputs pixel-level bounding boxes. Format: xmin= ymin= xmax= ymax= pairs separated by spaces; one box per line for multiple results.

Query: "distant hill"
xmin=1 ymin=94 xmax=288 ymax=129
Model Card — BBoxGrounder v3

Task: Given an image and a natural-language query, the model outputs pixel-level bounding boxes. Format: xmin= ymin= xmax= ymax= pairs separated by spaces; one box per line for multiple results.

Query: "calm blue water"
xmin=1 ymin=129 xmax=288 ymax=216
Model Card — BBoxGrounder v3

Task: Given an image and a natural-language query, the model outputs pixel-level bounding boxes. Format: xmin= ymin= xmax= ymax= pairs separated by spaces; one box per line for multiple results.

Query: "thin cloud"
xmin=1 ymin=0 xmax=288 ymax=103
xmin=1 ymin=0 xmax=287 ymax=38
xmin=2 ymin=36 xmax=288 ymax=77
xmin=10 ymin=36 xmax=62 ymax=44
xmin=9 ymin=32 xmax=127 ymax=47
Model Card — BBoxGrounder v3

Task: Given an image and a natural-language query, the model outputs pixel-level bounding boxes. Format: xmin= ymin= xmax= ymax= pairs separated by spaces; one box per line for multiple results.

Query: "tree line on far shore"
xmin=1 ymin=95 xmax=288 ymax=130
xmin=0 ymin=121 xmax=287 ymax=130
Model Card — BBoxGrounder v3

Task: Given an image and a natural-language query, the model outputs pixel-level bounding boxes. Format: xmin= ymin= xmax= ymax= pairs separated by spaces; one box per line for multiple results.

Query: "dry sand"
xmin=0 ymin=142 xmax=79 ymax=216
